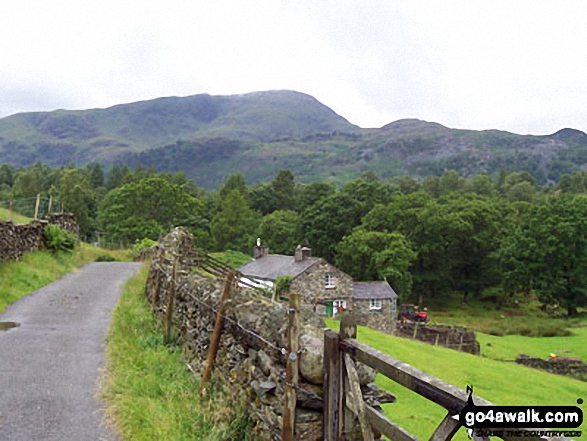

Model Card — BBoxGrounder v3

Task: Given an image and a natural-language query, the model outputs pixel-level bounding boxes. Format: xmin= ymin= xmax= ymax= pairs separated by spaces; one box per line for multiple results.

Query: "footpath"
xmin=0 ymin=262 xmax=141 ymax=441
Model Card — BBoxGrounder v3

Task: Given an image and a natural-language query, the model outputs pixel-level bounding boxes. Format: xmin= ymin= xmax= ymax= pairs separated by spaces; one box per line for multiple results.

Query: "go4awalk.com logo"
xmin=457 ymin=386 xmax=583 ymax=438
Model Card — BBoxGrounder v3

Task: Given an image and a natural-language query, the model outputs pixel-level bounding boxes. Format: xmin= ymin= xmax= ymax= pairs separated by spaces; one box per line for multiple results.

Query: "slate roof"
xmin=238 ymin=255 xmax=321 ymax=281
xmin=352 ymin=281 xmax=397 ymax=300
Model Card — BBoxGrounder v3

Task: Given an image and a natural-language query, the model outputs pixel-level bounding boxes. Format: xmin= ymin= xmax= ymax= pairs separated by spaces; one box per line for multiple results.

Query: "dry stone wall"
xmin=516 ymin=354 xmax=587 ymax=377
xmin=43 ymin=213 xmax=79 ymax=235
xmin=146 ymin=228 xmax=395 ymax=441
xmin=0 ymin=214 xmax=79 ymax=263
xmin=396 ymin=321 xmax=480 ymax=355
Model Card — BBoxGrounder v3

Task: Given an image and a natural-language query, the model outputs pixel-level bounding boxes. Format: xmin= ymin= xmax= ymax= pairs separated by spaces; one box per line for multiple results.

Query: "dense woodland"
xmin=1 ymin=162 xmax=586 ymax=316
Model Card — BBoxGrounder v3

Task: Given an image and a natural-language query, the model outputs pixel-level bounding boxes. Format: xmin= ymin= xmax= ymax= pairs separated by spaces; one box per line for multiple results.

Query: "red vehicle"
xmin=399 ymin=303 xmax=429 ymax=323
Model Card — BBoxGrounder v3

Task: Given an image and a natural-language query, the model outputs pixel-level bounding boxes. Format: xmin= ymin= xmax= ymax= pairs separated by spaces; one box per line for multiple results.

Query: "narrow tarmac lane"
xmin=0 ymin=262 xmax=142 ymax=441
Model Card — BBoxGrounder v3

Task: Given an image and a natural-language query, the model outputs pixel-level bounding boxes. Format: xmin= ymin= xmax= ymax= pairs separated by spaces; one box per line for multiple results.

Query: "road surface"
xmin=0 ymin=262 xmax=142 ymax=441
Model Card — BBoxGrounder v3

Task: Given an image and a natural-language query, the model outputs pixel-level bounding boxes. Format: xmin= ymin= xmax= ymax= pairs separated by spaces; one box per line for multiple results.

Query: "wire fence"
xmin=0 ymin=195 xmax=64 ymax=221
xmin=151 ymin=258 xmax=324 ymax=408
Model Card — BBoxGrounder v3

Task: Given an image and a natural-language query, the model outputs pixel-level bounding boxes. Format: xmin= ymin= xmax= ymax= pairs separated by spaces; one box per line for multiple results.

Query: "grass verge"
xmin=102 ymin=265 xmax=253 ymax=441
xmin=0 ymin=244 xmax=130 ymax=313
xmin=326 ymin=319 xmax=586 ymax=440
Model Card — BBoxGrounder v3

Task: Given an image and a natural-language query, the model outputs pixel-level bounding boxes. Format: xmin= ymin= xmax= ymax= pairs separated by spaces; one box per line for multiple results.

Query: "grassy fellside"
xmin=326 ymin=319 xmax=586 ymax=441
xmin=102 ymin=265 xmax=253 ymax=441
xmin=429 ymin=295 xmax=586 ymax=337
xmin=0 ymin=207 xmax=32 ymax=224
xmin=0 ymin=244 xmax=130 ymax=313
xmin=210 ymin=250 xmax=252 ymax=269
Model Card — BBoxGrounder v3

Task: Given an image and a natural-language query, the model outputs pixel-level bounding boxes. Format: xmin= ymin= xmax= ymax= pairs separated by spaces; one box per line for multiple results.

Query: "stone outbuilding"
xmin=238 ymin=244 xmax=353 ymax=313
xmin=239 ymin=242 xmax=400 ymax=333
xmin=352 ymin=281 xmax=398 ymax=334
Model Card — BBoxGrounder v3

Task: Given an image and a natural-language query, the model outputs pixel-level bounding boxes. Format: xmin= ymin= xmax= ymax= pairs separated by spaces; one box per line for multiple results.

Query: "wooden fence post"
xmin=34 ymin=193 xmax=41 ymax=220
xmin=164 ymin=255 xmax=178 ymax=345
xmin=324 ymin=329 xmax=342 ymax=441
xmin=152 ymin=249 xmax=164 ymax=306
xmin=340 ymin=316 xmax=357 ymax=437
xmin=47 ymin=196 xmax=53 ymax=215
xmin=8 ymin=200 xmax=13 ymax=222
xmin=344 ymin=353 xmax=374 ymax=441
xmin=282 ymin=293 xmax=301 ymax=441
xmin=200 ymin=269 xmax=235 ymax=396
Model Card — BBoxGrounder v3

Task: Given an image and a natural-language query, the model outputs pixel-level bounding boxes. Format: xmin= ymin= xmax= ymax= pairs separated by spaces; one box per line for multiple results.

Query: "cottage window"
xmin=333 ymin=299 xmax=347 ymax=309
xmin=369 ymin=299 xmax=382 ymax=310
xmin=325 ymin=273 xmax=336 ymax=288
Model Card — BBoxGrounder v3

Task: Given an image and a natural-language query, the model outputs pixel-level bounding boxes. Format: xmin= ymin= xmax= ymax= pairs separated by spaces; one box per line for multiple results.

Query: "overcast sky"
xmin=1 ymin=1 xmax=586 ymax=135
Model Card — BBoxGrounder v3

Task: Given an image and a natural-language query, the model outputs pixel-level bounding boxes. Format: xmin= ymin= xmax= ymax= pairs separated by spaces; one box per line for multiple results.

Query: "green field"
xmin=433 ymin=302 xmax=584 ymax=336
xmin=478 ymin=328 xmax=587 ymax=363
xmin=210 ymin=250 xmax=251 ymax=269
xmin=326 ymin=319 xmax=586 ymax=440
xmin=0 ymin=207 xmax=31 ymax=224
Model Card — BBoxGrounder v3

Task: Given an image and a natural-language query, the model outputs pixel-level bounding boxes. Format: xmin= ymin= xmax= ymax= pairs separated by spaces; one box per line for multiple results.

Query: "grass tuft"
xmin=102 ymin=265 xmax=254 ymax=440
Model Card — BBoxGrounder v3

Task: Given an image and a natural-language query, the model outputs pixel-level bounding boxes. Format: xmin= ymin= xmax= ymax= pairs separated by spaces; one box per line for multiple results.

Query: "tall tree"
xmin=219 ymin=173 xmax=249 ymax=200
xmin=211 ymin=189 xmax=260 ymax=253
xmin=516 ymin=196 xmax=587 ymax=316
xmin=297 ymin=182 xmax=336 ymax=213
xmin=257 ymin=210 xmax=303 ymax=255
xmin=271 ymin=169 xmax=296 ymax=211
xmin=439 ymin=169 xmax=463 ymax=195
xmin=302 ymin=192 xmax=363 ymax=261
xmin=335 ymin=229 xmax=416 ymax=298
xmin=99 ymin=176 xmax=206 ymax=244
xmin=0 ymin=164 xmax=14 ymax=187
xmin=467 ymin=173 xmax=497 ymax=197
xmin=341 ymin=177 xmax=397 ymax=219
xmin=58 ymin=169 xmax=95 ymax=236
xmin=249 ymin=183 xmax=278 ymax=215
xmin=89 ymin=163 xmax=105 ymax=188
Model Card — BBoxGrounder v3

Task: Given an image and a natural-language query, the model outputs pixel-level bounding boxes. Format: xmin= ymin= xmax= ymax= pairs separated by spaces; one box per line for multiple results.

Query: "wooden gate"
xmin=323 ymin=316 xmax=571 ymax=441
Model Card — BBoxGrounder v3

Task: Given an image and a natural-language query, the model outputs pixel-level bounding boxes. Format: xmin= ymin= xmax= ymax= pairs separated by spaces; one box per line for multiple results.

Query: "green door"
xmin=325 ymin=300 xmax=334 ymax=317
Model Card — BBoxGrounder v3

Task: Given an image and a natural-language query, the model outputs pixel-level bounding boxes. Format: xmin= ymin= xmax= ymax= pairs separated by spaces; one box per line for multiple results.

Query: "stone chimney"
xmin=254 ymin=238 xmax=269 ymax=259
xmin=294 ymin=245 xmax=312 ymax=262
xmin=294 ymin=245 xmax=303 ymax=262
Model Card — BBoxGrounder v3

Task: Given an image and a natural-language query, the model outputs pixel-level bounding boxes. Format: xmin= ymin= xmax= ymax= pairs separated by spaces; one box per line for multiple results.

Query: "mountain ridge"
xmin=0 ymin=90 xmax=586 ymax=188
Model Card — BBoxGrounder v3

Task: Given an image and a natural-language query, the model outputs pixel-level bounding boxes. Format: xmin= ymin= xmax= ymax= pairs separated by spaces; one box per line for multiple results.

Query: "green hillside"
xmin=119 ymin=125 xmax=587 ymax=189
xmin=1 ymin=90 xmax=587 ymax=188
xmin=0 ymin=207 xmax=31 ymax=224
xmin=0 ymin=90 xmax=356 ymax=167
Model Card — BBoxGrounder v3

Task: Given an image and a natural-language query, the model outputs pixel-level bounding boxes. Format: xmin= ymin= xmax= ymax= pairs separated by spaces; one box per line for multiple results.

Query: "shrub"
xmin=132 ymin=237 xmax=157 ymax=258
xmin=275 ymin=275 xmax=293 ymax=294
xmin=95 ymin=254 xmax=119 ymax=262
xmin=43 ymin=224 xmax=77 ymax=253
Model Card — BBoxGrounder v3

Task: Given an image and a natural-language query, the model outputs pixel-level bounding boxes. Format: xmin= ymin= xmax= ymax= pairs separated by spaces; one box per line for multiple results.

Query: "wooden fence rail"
xmin=324 ymin=316 xmax=572 ymax=441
